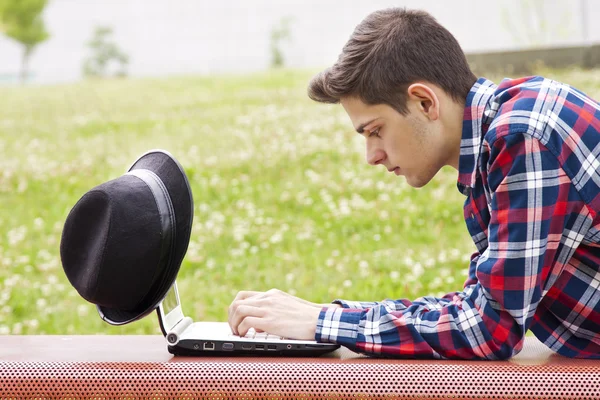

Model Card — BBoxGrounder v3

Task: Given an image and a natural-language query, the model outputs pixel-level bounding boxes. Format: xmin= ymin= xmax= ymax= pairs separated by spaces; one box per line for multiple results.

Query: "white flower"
xmin=413 ymin=262 xmax=424 ymax=277
xmin=27 ymin=320 xmax=39 ymax=329
xmin=206 ymin=259 xmax=216 ymax=269
xmin=41 ymin=284 xmax=52 ymax=296
xmin=77 ymin=305 xmax=89 ymax=317
xmin=438 ymin=251 xmax=448 ymax=263
xmin=430 ymin=277 xmax=444 ymax=289
xmin=12 ymin=323 xmax=22 ymax=334
xmin=378 ymin=193 xmax=390 ymax=202
xmin=16 ymin=255 xmax=30 ymax=264
xmin=33 ymin=218 xmax=44 ymax=230
xmin=269 ymin=232 xmax=283 ymax=244
xmin=7 ymin=226 xmax=27 ymax=246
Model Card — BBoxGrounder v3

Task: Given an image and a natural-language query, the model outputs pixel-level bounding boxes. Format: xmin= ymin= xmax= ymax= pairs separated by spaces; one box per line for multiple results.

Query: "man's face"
xmin=340 ymin=95 xmax=449 ymax=188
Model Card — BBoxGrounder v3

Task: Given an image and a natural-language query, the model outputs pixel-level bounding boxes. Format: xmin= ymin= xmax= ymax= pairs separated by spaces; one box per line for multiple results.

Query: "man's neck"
xmin=443 ymin=98 xmax=467 ymax=171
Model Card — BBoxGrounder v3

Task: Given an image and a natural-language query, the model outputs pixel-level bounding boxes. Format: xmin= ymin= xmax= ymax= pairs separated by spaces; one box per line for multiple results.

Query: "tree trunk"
xmin=20 ymin=46 xmax=32 ymax=85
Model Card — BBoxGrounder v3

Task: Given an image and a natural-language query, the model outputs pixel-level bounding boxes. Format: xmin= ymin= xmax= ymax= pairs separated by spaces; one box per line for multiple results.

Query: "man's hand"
xmin=228 ymin=289 xmax=341 ymax=340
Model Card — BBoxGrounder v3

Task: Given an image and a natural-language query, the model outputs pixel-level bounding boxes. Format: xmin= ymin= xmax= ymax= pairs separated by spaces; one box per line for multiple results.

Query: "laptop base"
xmin=168 ymin=338 xmax=338 ymax=357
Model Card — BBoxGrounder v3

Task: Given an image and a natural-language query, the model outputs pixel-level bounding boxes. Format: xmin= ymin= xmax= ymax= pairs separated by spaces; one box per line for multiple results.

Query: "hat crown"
xmin=61 ymin=175 xmax=163 ymax=310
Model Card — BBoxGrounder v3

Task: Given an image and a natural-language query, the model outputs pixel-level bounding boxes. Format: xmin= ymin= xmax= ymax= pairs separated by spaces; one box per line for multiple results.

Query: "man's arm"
xmin=317 ymin=134 xmax=592 ymax=359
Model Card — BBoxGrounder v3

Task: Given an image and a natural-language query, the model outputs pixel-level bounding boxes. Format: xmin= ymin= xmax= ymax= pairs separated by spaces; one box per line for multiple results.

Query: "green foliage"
xmin=82 ymin=26 xmax=129 ymax=78
xmin=269 ymin=17 xmax=293 ymax=68
xmin=0 ymin=67 xmax=596 ymax=335
xmin=0 ymin=0 xmax=50 ymax=83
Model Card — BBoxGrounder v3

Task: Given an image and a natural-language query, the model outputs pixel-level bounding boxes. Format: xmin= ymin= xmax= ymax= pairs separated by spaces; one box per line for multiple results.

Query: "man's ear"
xmin=407 ymin=83 xmax=440 ymax=121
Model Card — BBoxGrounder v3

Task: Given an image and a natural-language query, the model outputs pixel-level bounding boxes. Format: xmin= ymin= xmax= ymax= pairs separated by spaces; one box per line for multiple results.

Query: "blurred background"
xmin=1 ymin=0 xmax=600 ymax=336
xmin=0 ymin=0 xmax=598 ymax=84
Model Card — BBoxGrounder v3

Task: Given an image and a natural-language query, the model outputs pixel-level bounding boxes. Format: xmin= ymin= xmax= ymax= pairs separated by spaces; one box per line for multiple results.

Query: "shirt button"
xmin=470 ymin=213 xmax=475 ymax=219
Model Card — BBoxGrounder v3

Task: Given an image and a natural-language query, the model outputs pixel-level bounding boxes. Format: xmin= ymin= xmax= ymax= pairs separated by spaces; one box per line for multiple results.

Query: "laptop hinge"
xmin=166 ymin=316 xmax=193 ymax=345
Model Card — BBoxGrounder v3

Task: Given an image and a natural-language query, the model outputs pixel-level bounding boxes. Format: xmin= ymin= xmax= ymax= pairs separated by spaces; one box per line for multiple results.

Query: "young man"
xmin=228 ymin=8 xmax=600 ymax=360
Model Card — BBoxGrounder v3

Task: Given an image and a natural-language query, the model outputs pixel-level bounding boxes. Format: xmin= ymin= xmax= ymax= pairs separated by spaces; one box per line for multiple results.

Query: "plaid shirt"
xmin=316 ymin=76 xmax=600 ymax=360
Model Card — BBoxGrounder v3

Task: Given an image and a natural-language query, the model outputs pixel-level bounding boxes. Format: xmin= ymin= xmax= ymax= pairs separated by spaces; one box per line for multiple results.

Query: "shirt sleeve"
xmin=331 ymin=300 xmax=379 ymax=309
xmin=315 ymin=133 xmax=592 ymax=360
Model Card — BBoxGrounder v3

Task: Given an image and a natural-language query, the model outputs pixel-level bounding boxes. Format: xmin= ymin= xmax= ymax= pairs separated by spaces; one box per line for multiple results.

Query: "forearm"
xmin=316 ymin=286 xmax=522 ymax=360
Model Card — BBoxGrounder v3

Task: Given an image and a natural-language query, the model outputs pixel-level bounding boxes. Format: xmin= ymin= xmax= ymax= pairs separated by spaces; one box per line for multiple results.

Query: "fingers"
xmin=237 ymin=316 xmax=265 ymax=338
xmin=233 ymin=290 xmax=263 ymax=302
xmin=228 ymin=291 xmax=263 ymax=333
xmin=227 ymin=288 xmax=321 ymax=336
xmin=229 ymin=304 xmax=265 ymax=336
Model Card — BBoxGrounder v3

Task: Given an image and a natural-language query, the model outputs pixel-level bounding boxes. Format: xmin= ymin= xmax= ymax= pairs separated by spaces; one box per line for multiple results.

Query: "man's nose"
xmin=367 ymin=147 xmax=386 ymax=166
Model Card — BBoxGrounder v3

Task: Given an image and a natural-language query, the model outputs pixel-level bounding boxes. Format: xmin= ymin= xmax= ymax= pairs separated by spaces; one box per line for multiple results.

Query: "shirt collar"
xmin=457 ymin=78 xmax=498 ymax=195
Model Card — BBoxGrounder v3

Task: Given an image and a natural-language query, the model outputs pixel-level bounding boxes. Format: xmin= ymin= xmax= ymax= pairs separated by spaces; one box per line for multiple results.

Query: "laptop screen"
xmin=158 ymin=282 xmax=184 ymax=333
xmin=162 ymin=284 xmax=179 ymax=316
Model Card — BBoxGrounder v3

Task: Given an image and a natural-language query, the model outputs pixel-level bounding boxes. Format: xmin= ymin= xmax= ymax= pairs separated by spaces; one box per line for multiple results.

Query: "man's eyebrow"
xmin=356 ymin=119 xmax=376 ymax=134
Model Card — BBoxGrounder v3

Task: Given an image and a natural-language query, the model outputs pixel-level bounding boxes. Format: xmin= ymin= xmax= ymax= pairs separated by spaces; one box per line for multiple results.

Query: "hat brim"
xmin=97 ymin=149 xmax=194 ymax=324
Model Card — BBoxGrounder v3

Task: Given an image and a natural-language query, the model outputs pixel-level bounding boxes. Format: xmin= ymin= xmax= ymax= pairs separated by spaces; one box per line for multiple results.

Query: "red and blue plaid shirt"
xmin=316 ymin=76 xmax=600 ymax=359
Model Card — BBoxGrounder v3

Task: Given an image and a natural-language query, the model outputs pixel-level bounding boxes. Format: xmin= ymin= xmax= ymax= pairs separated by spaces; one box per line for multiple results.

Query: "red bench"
xmin=1 ymin=335 xmax=598 ymax=399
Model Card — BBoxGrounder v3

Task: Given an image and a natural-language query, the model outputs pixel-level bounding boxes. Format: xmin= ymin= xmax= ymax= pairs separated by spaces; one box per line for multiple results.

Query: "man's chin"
xmin=405 ymin=173 xmax=432 ymax=188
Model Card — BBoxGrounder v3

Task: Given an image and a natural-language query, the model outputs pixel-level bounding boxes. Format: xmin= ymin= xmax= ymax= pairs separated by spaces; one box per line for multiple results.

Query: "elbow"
xmin=490 ymin=348 xmax=515 ymax=361
xmin=487 ymin=336 xmax=525 ymax=361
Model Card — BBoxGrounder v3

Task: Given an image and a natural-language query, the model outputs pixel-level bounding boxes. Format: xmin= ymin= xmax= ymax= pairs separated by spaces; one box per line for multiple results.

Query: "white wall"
xmin=0 ymin=0 xmax=594 ymax=84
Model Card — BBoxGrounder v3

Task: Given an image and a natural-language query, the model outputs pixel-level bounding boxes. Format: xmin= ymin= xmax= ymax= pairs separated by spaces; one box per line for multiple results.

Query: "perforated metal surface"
xmin=1 ymin=336 xmax=599 ymax=399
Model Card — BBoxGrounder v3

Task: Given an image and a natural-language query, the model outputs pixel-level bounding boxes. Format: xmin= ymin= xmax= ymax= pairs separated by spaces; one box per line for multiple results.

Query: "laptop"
xmin=156 ymin=281 xmax=340 ymax=356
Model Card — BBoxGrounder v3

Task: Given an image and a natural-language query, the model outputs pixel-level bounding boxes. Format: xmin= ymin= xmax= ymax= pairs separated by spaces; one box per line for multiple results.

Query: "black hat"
xmin=60 ymin=150 xmax=194 ymax=325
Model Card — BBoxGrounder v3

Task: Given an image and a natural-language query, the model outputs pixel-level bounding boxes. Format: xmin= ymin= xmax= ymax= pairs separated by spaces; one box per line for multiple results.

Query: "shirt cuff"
xmin=315 ymin=306 xmax=364 ymax=349
xmin=333 ymin=299 xmax=379 ymax=309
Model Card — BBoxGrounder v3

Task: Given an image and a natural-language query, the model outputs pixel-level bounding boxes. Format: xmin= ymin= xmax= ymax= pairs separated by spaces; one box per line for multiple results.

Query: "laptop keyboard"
xmin=234 ymin=328 xmax=285 ymax=341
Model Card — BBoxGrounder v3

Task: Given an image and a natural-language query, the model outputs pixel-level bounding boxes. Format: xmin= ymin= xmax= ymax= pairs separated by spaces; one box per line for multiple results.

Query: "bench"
xmin=1 ymin=335 xmax=598 ymax=399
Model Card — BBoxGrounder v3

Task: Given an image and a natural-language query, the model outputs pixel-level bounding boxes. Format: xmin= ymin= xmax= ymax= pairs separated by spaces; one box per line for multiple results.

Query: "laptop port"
xmin=255 ymin=344 xmax=264 ymax=350
xmin=222 ymin=343 xmax=234 ymax=351
xmin=203 ymin=342 xmax=215 ymax=350
xmin=241 ymin=344 xmax=252 ymax=350
xmin=267 ymin=345 xmax=277 ymax=351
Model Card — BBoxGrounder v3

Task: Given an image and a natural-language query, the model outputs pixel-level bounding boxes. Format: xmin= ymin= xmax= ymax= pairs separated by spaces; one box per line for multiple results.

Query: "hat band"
xmin=98 ymin=168 xmax=176 ymax=325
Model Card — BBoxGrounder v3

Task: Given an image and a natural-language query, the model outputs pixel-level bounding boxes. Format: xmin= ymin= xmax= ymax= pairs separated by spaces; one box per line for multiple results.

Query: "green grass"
xmin=2 ymin=67 xmax=600 ymax=335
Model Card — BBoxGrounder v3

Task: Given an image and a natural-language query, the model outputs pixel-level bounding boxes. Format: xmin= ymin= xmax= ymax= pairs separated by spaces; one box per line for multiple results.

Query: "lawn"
xmin=1 ymin=67 xmax=599 ymax=335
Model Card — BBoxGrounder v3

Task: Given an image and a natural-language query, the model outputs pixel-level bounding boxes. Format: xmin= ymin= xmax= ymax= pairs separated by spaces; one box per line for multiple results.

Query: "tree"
xmin=0 ymin=0 xmax=50 ymax=84
xmin=82 ymin=26 xmax=129 ymax=79
xmin=269 ymin=16 xmax=293 ymax=68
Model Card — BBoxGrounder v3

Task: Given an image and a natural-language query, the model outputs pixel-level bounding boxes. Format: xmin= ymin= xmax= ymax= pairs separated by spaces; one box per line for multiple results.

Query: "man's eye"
xmin=369 ymin=128 xmax=381 ymax=138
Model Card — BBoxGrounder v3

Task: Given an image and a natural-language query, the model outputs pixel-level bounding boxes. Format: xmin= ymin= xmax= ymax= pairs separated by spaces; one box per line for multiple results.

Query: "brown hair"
xmin=308 ymin=8 xmax=476 ymax=114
